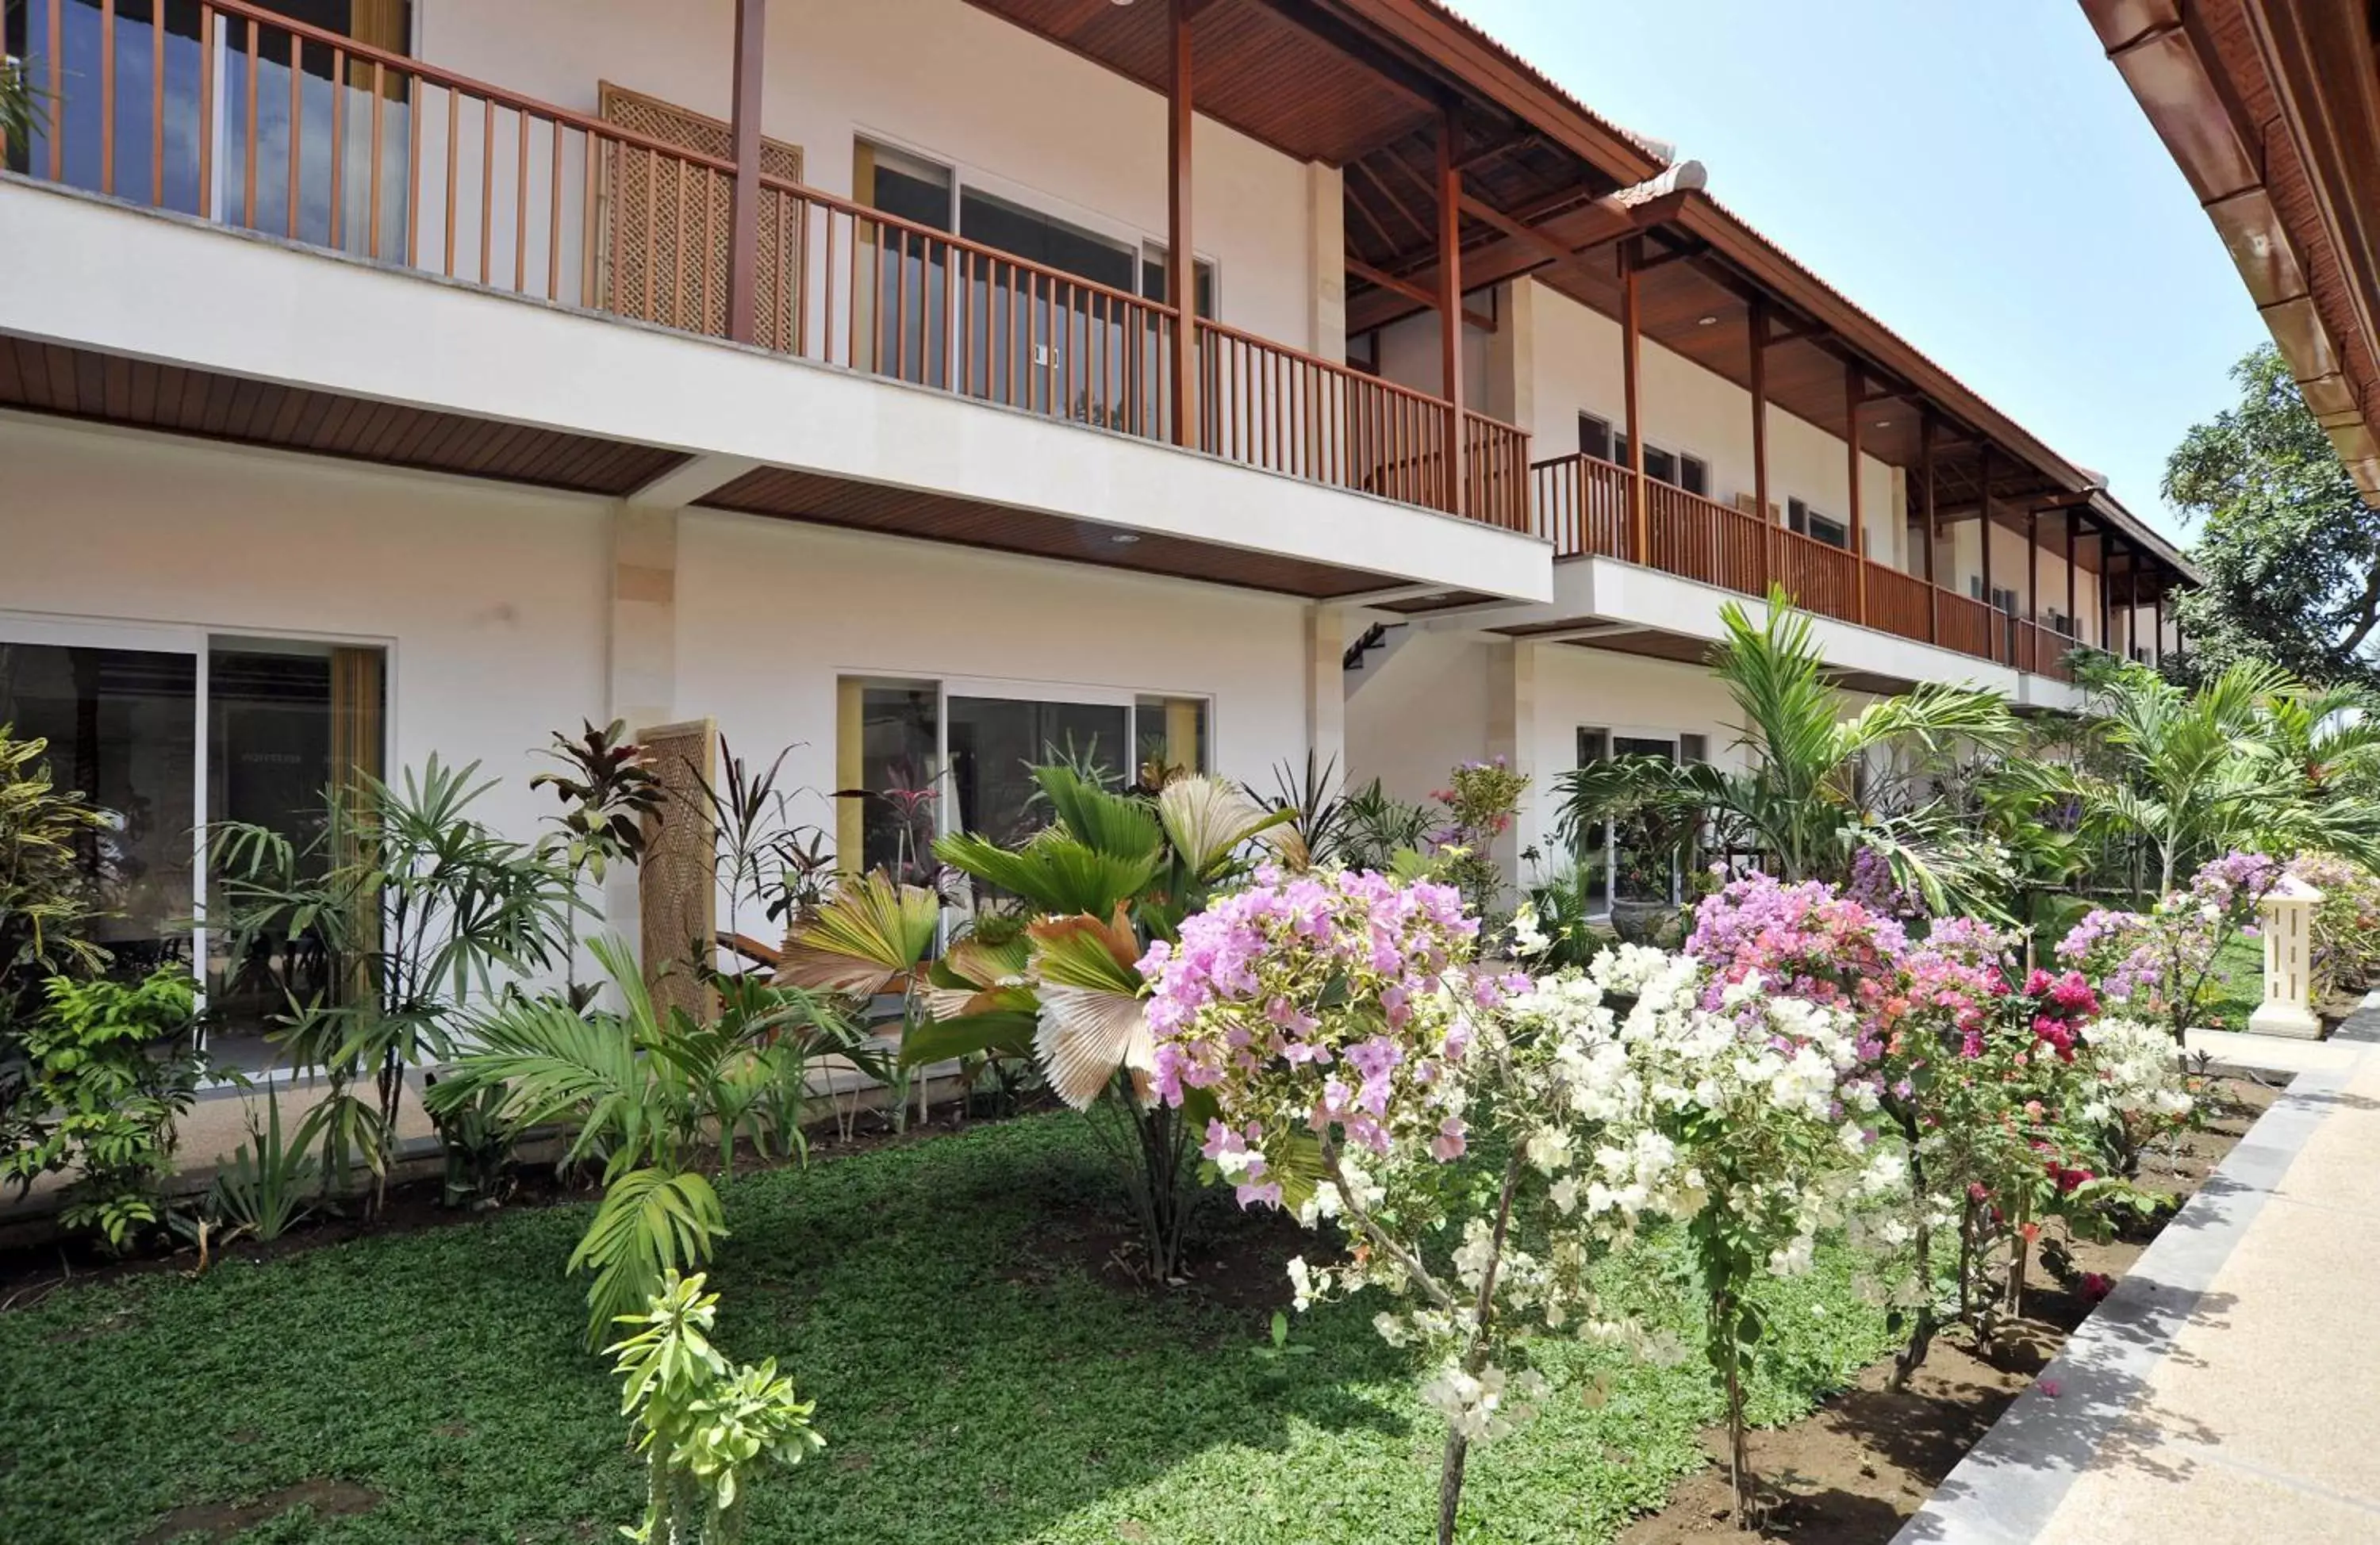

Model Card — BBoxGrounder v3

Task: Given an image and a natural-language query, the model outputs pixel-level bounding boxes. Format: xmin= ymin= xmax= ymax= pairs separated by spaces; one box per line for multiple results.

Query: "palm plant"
xmin=1556 ymin=592 xmax=2020 ymax=914
xmin=427 ymin=936 xmax=870 ymax=1343
xmin=208 ymin=757 xmax=574 ymax=1213
xmin=778 ymin=766 xmax=1286 ymax=1279
xmin=2015 ymin=657 xmax=2380 ymax=895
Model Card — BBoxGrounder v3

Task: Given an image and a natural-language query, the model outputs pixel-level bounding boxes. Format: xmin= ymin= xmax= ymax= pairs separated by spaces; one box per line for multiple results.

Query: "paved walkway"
xmin=1899 ymin=1006 xmax=2380 ymax=1543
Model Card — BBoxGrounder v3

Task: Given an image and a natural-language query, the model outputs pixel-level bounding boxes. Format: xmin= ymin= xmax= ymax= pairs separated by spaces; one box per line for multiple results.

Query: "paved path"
xmin=1898 ymin=1006 xmax=2380 ymax=1543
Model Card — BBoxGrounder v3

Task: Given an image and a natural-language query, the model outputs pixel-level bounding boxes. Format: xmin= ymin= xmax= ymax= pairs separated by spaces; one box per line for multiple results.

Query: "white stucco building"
xmin=0 ymin=0 xmax=2194 ymax=1052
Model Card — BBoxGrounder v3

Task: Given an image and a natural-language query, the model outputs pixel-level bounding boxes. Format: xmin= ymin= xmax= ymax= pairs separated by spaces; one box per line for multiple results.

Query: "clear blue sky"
xmin=1451 ymin=0 xmax=2270 ymax=541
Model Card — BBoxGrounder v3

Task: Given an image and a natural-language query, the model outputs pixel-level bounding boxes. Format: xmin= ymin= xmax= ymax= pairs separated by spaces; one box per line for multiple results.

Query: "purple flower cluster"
xmin=1140 ymin=868 xmax=1515 ymax=1179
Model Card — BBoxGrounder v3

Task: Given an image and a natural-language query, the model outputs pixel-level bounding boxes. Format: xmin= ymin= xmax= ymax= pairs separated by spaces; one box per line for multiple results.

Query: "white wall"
xmin=672 ymin=514 xmax=1317 ymax=826
xmin=416 ymin=0 xmax=1322 ymax=352
xmin=0 ymin=416 xmax=613 ymax=851
xmin=1519 ymin=279 xmax=1906 ymax=569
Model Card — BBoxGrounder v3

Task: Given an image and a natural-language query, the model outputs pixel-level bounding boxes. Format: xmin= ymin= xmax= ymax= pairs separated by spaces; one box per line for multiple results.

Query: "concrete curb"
xmin=1891 ymin=1021 xmax=2374 ymax=1543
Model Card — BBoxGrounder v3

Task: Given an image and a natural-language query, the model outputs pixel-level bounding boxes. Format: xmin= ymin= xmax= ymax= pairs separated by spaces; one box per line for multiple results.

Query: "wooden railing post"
xmin=725 ymin=0 xmax=766 ymax=343
xmin=1979 ymin=443 xmax=1999 ymax=662
xmin=1436 ymin=102 xmax=1467 ymax=516
xmin=1921 ymin=409 xmax=1939 ymax=644
xmin=1845 ymin=362 xmax=1867 ymax=625
xmin=1750 ymin=294 xmax=1772 ymax=590
xmin=1622 ymin=236 xmax=1646 ymax=561
xmin=1167 ymin=0 xmax=1196 ymax=447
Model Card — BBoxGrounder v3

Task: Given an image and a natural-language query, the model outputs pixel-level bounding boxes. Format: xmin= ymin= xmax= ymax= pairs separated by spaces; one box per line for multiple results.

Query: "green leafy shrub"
xmin=608 ymin=1271 xmax=823 ymax=1545
xmin=204 ymin=1083 xmax=320 ymax=1244
xmin=1 ymin=968 xmax=204 ymax=1248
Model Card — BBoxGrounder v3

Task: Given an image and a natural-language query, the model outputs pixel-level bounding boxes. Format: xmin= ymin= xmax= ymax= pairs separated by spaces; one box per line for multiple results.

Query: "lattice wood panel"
xmin=600 ymin=82 xmax=804 ymax=350
xmin=637 ymin=718 xmax=719 ymax=1026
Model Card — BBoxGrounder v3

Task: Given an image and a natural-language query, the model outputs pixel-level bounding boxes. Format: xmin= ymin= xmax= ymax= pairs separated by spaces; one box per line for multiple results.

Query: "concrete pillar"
xmin=609 ymin=504 xmax=678 ymax=732
xmin=1485 ymin=638 xmax=1538 ymax=903
xmin=2251 ymin=876 xmax=2324 ymax=1039
xmin=1305 ymin=600 xmax=1346 ymax=782
xmin=1483 ymin=277 xmax=1535 ymax=432
xmin=1307 ymin=161 xmax=1346 ymax=362
xmin=607 ymin=504 xmax=679 ymax=946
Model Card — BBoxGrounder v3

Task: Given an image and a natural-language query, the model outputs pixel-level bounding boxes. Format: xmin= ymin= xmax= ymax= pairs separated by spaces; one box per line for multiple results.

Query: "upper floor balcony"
xmin=0 ymin=0 xmax=1554 ymax=608
xmin=0 ymin=0 xmax=2191 ymax=669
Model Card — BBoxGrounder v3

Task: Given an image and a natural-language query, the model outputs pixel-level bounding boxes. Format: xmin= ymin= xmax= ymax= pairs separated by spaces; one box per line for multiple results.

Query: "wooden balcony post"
xmin=1751 ymin=294 xmax=1772 ymax=590
xmin=1979 ymin=443 xmax=1998 ymax=661
xmin=725 ymin=0 xmax=767 ymax=343
xmin=1622 ymin=236 xmax=1645 ymax=560
xmin=1167 ymin=0 xmax=1197 ymax=447
xmin=1436 ymin=101 xmax=1467 ymax=516
xmin=1921 ymin=409 xmax=1938 ymax=642
xmin=1844 ymin=362 xmax=1867 ymax=624
xmin=2096 ymin=521 xmax=2112 ymax=654
xmin=2065 ymin=508 xmax=2078 ymax=644
xmin=2026 ymin=508 xmax=2040 ymax=673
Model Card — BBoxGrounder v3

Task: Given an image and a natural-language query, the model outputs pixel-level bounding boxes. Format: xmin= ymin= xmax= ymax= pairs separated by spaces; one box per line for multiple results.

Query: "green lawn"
xmin=2202 ymin=928 xmax=2265 ymax=1032
xmin=0 ymin=1115 xmax=1894 ymax=1544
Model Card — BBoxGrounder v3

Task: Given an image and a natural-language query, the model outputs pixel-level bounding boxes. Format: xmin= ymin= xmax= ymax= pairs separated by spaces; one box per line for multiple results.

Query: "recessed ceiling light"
xmin=1109 ymin=531 xmax=1142 ymax=545
xmin=1875 ymin=419 xmax=1893 ymax=428
xmin=1696 ymin=315 xmax=1718 ymax=327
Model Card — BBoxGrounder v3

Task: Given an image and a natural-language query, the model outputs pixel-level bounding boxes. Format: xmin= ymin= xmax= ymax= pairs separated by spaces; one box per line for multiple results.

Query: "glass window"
xmin=1679 ymin=455 xmax=1710 ymax=497
xmin=1789 ymin=497 xmax=1849 ymax=550
xmin=1138 ymin=248 xmax=1217 ymax=320
xmin=8 ymin=1 xmax=414 ymax=249
xmin=0 ymin=639 xmax=198 ymax=971
xmin=1577 ymin=414 xmax=1613 ymax=462
xmin=834 ymin=678 xmax=939 ymax=884
xmin=0 ymin=631 xmax=386 ymax=1070
xmin=1133 ymin=695 xmax=1209 ymax=784
xmin=948 ymin=696 xmax=1130 ymax=849
xmin=204 ymin=639 xmax=385 ymax=1069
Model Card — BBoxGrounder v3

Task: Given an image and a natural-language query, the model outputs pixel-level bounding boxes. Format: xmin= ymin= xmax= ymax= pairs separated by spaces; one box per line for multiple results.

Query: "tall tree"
xmin=2164 ymin=344 xmax=2380 ymax=686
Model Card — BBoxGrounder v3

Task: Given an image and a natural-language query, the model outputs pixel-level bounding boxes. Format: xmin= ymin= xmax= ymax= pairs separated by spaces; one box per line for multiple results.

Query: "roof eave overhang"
xmin=2083 ymin=0 xmax=2380 ymax=507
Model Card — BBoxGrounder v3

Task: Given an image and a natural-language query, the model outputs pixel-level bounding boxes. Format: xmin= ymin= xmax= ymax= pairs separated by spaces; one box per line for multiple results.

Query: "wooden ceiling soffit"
xmin=1348 ymin=167 xmax=1702 ymax=334
xmin=1328 ymin=0 xmax=1668 ymax=182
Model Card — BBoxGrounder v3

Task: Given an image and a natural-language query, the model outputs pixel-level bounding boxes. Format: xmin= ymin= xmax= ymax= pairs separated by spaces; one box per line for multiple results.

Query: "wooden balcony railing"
xmin=1531 ymin=453 xmax=1632 ymax=558
xmin=1194 ymin=320 xmax=1457 ymax=512
xmin=1527 ymin=453 xmax=2095 ymax=679
xmin=7 ymin=0 xmax=1529 ymax=531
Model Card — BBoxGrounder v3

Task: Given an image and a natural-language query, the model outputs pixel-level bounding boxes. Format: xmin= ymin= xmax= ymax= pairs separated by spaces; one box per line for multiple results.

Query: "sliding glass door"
xmin=0 ymin=615 xmax=384 ymax=1071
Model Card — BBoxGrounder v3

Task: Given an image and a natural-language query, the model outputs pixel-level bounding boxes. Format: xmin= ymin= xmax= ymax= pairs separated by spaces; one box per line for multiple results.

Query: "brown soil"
xmin=1002 ymin=1191 xmax=1312 ymax=1313
xmin=1622 ymin=1075 xmax=2280 ymax=1543
xmin=132 ymin=1478 xmax=381 ymax=1543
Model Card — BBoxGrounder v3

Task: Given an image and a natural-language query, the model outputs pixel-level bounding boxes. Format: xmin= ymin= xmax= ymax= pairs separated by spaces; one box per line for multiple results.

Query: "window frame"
xmin=1787 ymin=496 xmax=1850 ymax=550
xmin=1578 ymin=412 xmax=1711 ymax=497
xmin=0 ymin=608 xmax=393 ymax=1084
xmin=1572 ymin=723 xmax=1706 ymax=916
xmin=835 ymin=670 xmax=1216 ymax=875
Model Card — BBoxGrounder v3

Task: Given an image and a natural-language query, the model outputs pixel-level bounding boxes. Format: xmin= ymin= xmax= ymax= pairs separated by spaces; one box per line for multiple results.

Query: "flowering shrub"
xmin=2057 ymin=851 xmax=2284 ymax=1042
xmin=2288 ymin=852 xmax=2380 ymax=999
xmin=1430 ymin=757 xmax=1530 ymax=918
xmin=1579 ymin=944 xmax=1899 ymax=1521
xmin=2079 ymin=1014 xmax=2197 ymax=1175
xmin=1142 ymin=868 xmax=1570 ymax=1545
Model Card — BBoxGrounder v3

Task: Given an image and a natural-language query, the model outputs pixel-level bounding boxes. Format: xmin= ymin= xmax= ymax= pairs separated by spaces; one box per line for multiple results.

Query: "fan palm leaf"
xmin=774 ymin=871 xmax=941 ymax=996
xmin=1025 ymin=909 xmax=1151 ymax=1110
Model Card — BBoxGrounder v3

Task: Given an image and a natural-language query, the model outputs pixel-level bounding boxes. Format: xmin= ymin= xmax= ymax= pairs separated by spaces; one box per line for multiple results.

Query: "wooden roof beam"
xmin=1242 ymin=0 xmax=1452 ymax=114
xmin=1345 ymin=256 xmax=1499 ymax=332
xmin=1347 ymin=177 xmax=1699 ymax=332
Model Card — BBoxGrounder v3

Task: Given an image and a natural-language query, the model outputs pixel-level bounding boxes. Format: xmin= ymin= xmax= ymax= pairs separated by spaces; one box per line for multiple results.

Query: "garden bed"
xmin=0 ymin=1079 xmax=2274 ymax=1543
xmin=1620 ymin=1073 xmax=2278 ymax=1543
